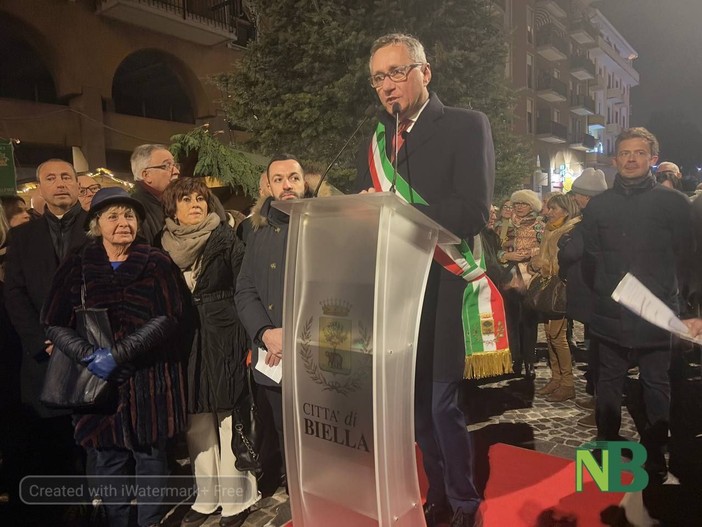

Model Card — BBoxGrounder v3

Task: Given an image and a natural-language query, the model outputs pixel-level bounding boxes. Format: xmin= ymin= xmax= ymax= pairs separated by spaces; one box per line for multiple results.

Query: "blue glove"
xmin=83 ymin=347 xmax=119 ymax=380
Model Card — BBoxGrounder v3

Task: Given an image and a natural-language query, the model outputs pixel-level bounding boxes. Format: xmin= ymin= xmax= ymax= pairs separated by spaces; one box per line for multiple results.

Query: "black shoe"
xmin=424 ymin=501 xmax=451 ymax=526
xmin=181 ymin=509 xmax=210 ymax=527
xmin=450 ymin=508 xmax=476 ymax=527
xmin=220 ymin=508 xmax=250 ymax=527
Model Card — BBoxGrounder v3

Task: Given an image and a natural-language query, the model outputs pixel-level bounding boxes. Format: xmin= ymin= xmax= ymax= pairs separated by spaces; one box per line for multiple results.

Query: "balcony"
xmin=536 ymin=0 xmax=567 ymax=19
xmin=606 ymin=123 xmax=622 ymax=136
xmin=569 ymin=133 xmax=597 ymax=151
xmin=588 ymin=114 xmax=606 ymax=130
xmin=536 ymin=120 xmax=568 ymax=143
xmin=536 ymin=26 xmax=569 ymax=62
xmin=588 ymin=75 xmax=607 ymax=94
xmin=606 ymin=86 xmax=625 ymax=103
xmin=570 ymin=94 xmax=595 ymax=116
xmin=536 ymin=75 xmax=568 ymax=102
xmin=95 ymin=0 xmax=254 ymax=46
xmin=570 ymin=55 xmax=595 ymax=81
xmin=569 ymin=19 xmax=598 ymax=46
xmin=590 ymin=36 xmax=640 ymax=84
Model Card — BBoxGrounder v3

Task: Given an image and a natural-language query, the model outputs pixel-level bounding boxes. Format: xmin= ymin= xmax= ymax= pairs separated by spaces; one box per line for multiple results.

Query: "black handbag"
xmin=231 ymin=366 xmax=263 ymax=472
xmin=40 ymin=282 xmax=118 ymax=412
xmin=524 ymin=272 xmax=566 ymax=317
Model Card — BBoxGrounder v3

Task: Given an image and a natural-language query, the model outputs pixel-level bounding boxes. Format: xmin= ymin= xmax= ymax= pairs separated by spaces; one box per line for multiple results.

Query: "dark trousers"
xmin=263 ymin=385 xmax=286 ymax=482
xmin=596 ymin=339 xmax=670 ymax=467
xmin=94 ymin=443 xmax=168 ymax=527
xmin=503 ymin=289 xmax=539 ymax=367
xmin=415 ymin=380 xmax=480 ymax=514
xmin=584 ymin=334 xmax=600 ymax=397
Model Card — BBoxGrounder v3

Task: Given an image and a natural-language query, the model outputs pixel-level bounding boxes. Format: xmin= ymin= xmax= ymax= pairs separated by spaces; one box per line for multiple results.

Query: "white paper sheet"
xmin=255 ymin=346 xmax=283 ymax=384
xmin=611 ymin=273 xmax=702 ymax=344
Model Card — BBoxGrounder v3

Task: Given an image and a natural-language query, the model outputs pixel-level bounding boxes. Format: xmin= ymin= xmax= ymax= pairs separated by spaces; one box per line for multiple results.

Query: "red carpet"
xmin=479 ymin=443 xmax=626 ymax=526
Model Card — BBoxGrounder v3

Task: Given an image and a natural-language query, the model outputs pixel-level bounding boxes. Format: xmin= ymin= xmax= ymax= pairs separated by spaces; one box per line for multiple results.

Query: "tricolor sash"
xmin=369 ymin=122 xmax=511 ymax=379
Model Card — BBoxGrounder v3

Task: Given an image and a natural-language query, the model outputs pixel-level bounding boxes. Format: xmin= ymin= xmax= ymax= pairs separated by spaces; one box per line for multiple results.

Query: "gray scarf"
xmin=161 ymin=212 xmax=220 ymax=271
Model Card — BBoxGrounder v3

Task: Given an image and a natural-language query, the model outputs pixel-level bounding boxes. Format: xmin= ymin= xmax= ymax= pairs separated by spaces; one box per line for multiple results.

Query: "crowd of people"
xmin=1 ymin=32 xmax=701 ymax=527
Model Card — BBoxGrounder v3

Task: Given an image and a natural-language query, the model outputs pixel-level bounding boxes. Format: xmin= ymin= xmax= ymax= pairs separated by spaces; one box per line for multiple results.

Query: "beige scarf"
xmin=161 ymin=212 xmax=220 ymax=271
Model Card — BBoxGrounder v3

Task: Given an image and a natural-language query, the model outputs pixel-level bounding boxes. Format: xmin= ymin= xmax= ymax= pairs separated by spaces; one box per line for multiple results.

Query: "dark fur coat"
xmin=42 ymin=241 xmax=190 ymax=449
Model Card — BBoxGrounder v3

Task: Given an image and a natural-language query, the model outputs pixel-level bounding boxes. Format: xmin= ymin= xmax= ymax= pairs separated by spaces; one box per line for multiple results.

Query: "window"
xmin=527 ymin=6 xmax=534 ymax=44
xmin=527 ymin=98 xmax=534 ymax=134
xmin=554 ymin=108 xmax=561 ymax=123
xmin=527 ymin=53 xmax=534 ymax=89
xmin=554 ymin=68 xmax=561 ymax=80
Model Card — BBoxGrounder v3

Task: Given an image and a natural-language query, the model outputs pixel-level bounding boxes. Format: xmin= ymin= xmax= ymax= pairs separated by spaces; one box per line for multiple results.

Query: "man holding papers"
xmin=235 ymin=154 xmax=309 ymax=527
xmin=581 ymin=127 xmax=691 ymax=482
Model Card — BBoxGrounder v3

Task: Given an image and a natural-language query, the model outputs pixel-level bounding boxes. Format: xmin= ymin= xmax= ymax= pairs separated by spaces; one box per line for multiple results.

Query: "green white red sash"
xmin=369 ymin=122 xmax=511 ymax=379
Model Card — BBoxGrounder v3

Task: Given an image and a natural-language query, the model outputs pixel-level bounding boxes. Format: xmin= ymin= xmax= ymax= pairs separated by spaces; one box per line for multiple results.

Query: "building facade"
xmin=0 ymin=0 xmax=254 ymax=182
xmin=495 ymin=0 xmax=639 ymax=191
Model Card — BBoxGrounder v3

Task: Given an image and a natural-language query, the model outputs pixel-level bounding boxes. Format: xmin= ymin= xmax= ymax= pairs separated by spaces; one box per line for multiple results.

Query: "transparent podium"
xmin=274 ymin=193 xmax=458 ymax=527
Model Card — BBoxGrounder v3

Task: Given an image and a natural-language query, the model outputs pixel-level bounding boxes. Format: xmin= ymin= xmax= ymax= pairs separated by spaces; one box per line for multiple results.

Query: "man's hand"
xmin=262 ymin=328 xmax=283 ymax=366
xmin=265 ymin=351 xmax=281 ymax=367
xmin=683 ymin=318 xmax=702 ymax=338
xmin=45 ymin=340 xmax=54 ymax=356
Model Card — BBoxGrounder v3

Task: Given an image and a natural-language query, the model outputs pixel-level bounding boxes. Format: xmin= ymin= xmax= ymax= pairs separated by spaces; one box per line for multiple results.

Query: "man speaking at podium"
xmin=355 ymin=33 xmax=495 ymax=527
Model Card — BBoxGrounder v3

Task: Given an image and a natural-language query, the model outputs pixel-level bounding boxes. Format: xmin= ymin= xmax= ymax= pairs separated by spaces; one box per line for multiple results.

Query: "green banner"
xmin=0 ymin=142 xmax=17 ymax=195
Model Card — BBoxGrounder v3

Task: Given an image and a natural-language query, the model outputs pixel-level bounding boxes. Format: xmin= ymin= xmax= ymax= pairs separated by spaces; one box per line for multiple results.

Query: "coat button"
xmin=270 ymin=262 xmax=277 ymax=269
xmin=274 ymin=227 xmax=280 ymax=233
xmin=268 ymin=304 xmax=274 ymax=311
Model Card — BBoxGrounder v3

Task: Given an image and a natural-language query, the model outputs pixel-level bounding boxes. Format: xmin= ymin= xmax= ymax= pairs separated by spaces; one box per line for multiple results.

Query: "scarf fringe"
xmin=464 ymin=349 xmax=512 ymax=380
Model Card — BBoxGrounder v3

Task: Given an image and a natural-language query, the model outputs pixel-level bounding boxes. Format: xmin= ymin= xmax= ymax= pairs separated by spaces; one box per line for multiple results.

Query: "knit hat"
xmin=510 ymin=189 xmax=542 ymax=213
xmin=572 ymin=168 xmax=607 ymax=197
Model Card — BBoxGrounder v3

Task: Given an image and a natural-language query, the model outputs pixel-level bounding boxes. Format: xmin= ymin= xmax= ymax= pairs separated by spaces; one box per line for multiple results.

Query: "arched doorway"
xmin=0 ymin=14 xmax=58 ymax=104
xmin=112 ymin=49 xmax=195 ymax=123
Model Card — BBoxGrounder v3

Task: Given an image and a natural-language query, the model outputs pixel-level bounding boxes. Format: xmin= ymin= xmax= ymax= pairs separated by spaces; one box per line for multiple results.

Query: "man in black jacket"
xmin=581 ymin=127 xmax=691 ymax=482
xmin=4 ymin=159 xmax=89 ymax=522
xmin=235 ymin=154 xmax=308 ymax=527
xmin=130 ymin=143 xmax=180 ymax=244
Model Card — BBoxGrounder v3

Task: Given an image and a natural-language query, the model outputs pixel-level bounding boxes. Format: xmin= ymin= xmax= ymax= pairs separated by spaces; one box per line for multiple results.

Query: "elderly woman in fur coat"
xmin=42 ymin=188 xmax=190 ymax=527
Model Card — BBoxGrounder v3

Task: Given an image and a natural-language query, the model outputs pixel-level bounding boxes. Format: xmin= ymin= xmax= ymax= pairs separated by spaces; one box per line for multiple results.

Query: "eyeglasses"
xmin=512 ymin=202 xmax=530 ymax=206
xmin=145 ymin=162 xmax=180 ymax=172
xmin=616 ymin=150 xmax=650 ymax=159
xmin=79 ymin=184 xmax=101 ymax=196
xmin=369 ymin=63 xmax=424 ymax=88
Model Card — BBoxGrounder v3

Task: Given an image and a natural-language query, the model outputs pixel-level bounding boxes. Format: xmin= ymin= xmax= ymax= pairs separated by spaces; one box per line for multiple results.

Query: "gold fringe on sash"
xmin=464 ymin=349 xmax=512 ymax=380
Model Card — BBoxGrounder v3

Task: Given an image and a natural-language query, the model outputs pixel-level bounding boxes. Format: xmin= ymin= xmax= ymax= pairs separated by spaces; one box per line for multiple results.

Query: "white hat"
xmin=572 ymin=168 xmax=607 ymax=197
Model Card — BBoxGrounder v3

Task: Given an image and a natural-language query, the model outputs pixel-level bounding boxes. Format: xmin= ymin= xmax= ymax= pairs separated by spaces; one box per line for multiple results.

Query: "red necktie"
xmin=391 ymin=120 xmax=412 ymax=162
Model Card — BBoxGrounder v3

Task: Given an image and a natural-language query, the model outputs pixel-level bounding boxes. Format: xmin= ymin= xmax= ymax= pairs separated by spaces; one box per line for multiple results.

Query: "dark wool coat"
xmin=180 ymin=223 xmax=249 ymax=413
xmin=3 ymin=204 xmax=88 ymax=417
xmin=235 ymin=197 xmax=289 ymax=388
xmin=41 ymin=241 xmax=189 ymax=449
xmin=581 ymin=175 xmax=692 ymax=348
xmin=355 ymin=93 xmax=494 ymax=382
xmin=132 ymin=182 xmax=164 ymax=246
xmin=558 ymin=220 xmax=595 ymax=324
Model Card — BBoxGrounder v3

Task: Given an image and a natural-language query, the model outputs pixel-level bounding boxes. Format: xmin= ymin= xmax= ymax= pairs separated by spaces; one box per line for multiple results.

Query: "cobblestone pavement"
xmin=164 ymin=357 xmax=637 ymax=527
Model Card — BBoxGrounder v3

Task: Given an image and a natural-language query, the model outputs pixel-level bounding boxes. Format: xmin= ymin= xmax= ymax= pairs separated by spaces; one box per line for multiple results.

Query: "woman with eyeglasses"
xmin=499 ymin=189 xmax=545 ymax=379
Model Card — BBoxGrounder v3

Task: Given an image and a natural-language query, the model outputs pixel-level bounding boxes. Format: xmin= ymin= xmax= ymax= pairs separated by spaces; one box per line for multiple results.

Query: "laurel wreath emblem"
xmin=299 ymin=316 xmax=372 ymax=396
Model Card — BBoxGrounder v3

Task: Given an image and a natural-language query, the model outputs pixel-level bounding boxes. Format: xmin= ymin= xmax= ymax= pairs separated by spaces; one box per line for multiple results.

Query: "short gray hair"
xmin=87 ymin=204 xmax=139 ymax=237
xmin=35 ymin=159 xmax=76 ymax=182
xmin=130 ymin=144 xmax=168 ymax=181
xmin=369 ymin=33 xmax=427 ymax=72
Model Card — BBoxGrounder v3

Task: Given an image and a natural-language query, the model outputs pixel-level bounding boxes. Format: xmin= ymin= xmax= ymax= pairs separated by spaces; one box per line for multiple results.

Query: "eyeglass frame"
xmin=369 ymin=63 xmax=426 ymax=89
xmin=144 ymin=162 xmax=180 ymax=172
xmin=78 ymin=184 xmax=102 ymax=196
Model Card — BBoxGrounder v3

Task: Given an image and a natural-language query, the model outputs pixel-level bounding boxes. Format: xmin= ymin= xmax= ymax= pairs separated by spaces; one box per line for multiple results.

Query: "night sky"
xmin=595 ymin=0 xmax=702 ymax=129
